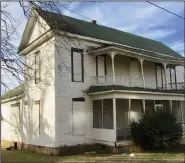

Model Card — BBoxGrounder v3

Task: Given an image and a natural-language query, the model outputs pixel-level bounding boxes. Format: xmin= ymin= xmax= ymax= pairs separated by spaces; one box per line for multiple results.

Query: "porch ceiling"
xmin=87 ymin=85 xmax=185 ymax=95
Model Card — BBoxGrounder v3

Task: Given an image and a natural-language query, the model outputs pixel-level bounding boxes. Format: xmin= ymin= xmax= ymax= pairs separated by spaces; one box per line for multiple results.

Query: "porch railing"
xmin=116 ymin=128 xmax=131 ymax=141
xmin=92 ymin=75 xmax=143 ymax=87
xmin=92 ymin=75 xmax=184 ymax=90
xmin=167 ymin=82 xmax=184 ymax=90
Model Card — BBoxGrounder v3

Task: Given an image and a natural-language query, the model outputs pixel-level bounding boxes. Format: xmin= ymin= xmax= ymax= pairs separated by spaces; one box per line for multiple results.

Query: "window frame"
xmin=71 ymin=47 xmax=84 ymax=82
xmin=35 ymin=51 xmax=41 ymax=84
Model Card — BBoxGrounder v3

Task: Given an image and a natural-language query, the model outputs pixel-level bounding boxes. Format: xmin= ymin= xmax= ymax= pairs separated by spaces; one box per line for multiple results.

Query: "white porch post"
xmin=142 ymin=99 xmax=146 ymax=114
xmin=170 ymin=100 xmax=172 ymax=113
xmin=180 ymin=101 xmax=184 ymax=124
xmin=139 ymin=58 xmax=145 ymax=88
xmin=163 ymin=62 xmax=167 ymax=89
xmin=128 ymin=99 xmax=131 ymax=125
xmin=113 ymin=98 xmax=117 ymax=140
xmin=181 ymin=101 xmax=185 ymax=137
xmin=109 ymin=52 xmax=116 ymax=85
xmin=101 ymin=99 xmax=103 ymax=128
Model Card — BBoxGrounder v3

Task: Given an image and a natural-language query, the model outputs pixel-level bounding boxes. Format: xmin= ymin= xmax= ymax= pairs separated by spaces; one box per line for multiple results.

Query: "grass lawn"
xmin=2 ymin=149 xmax=185 ymax=163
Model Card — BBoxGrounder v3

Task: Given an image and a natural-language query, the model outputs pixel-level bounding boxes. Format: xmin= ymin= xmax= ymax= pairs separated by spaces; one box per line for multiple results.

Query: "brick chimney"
xmin=90 ymin=20 xmax=97 ymax=24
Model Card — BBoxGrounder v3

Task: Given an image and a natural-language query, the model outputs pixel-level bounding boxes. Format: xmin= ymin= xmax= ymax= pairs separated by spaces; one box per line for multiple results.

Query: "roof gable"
xmin=18 ymin=9 xmax=50 ymax=53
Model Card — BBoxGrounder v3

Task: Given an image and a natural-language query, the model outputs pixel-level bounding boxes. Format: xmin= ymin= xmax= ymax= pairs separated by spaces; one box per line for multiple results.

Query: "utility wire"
xmin=60 ymin=3 xmax=183 ymax=58
xmin=146 ymin=1 xmax=185 ymax=20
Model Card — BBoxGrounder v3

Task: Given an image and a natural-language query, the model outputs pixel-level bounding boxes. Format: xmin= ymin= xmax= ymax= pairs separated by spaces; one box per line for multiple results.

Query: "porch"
xmin=91 ymin=49 xmax=184 ymax=91
xmin=92 ymin=98 xmax=185 ymax=144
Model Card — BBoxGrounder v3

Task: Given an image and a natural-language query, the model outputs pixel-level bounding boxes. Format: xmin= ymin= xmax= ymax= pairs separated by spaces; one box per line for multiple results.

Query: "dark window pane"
xmin=103 ymin=99 xmax=113 ymax=129
xmin=93 ymin=100 xmax=102 ymax=128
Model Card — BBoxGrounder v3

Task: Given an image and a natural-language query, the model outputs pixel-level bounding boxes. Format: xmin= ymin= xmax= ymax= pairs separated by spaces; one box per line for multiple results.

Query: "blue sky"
xmin=6 ymin=1 xmax=184 ymax=55
xmin=2 ymin=2 xmax=185 ymax=92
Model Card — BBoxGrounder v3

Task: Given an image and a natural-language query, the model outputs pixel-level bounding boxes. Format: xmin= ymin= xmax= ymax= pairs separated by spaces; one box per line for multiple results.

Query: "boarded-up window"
xmin=72 ymin=98 xmax=85 ymax=136
xmin=33 ymin=101 xmax=41 ymax=134
xmin=11 ymin=103 xmax=20 ymax=129
xmin=71 ymin=48 xmax=84 ymax=82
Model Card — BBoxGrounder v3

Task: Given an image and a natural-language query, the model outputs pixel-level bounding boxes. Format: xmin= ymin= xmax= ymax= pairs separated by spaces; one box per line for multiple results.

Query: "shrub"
xmin=130 ymin=110 xmax=183 ymax=149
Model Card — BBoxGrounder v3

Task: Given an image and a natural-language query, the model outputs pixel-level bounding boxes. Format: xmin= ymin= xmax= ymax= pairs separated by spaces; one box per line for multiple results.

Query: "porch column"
xmin=109 ymin=52 xmax=116 ymax=85
xmin=113 ymin=98 xmax=116 ymax=131
xmin=128 ymin=99 xmax=131 ymax=125
xmin=142 ymin=99 xmax=146 ymax=114
xmin=101 ymin=100 xmax=103 ymax=128
xmin=180 ymin=101 xmax=184 ymax=124
xmin=170 ymin=100 xmax=172 ymax=113
xmin=181 ymin=101 xmax=185 ymax=137
xmin=139 ymin=58 xmax=145 ymax=88
xmin=162 ymin=62 xmax=167 ymax=89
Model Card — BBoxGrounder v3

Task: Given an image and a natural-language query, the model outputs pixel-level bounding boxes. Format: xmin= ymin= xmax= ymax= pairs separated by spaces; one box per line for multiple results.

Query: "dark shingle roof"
xmin=87 ymin=85 xmax=185 ymax=94
xmin=1 ymin=84 xmax=24 ymax=100
xmin=35 ymin=9 xmax=183 ymax=60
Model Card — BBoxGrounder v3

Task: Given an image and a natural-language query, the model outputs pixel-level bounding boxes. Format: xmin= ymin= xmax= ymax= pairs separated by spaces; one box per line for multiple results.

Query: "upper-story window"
xmin=35 ymin=51 xmax=41 ymax=84
xmin=71 ymin=47 xmax=84 ymax=82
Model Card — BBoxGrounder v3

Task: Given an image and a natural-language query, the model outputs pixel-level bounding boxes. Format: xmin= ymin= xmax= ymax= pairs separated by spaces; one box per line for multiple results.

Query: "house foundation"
xmin=1 ymin=139 xmax=142 ymax=155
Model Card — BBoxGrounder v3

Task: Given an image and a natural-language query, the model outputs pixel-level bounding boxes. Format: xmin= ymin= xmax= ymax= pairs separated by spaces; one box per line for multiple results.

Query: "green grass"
xmin=2 ymin=149 xmax=185 ymax=163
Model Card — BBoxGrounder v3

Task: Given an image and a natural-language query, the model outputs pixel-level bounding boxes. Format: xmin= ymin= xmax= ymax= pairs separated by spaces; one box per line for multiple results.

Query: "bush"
xmin=130 ymin=110 xmax=183 ymax=149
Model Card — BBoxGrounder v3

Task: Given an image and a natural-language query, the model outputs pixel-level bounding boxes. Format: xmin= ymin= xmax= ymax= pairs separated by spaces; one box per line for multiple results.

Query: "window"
xmin=145 ymin=100 xmax=155 ymax=115
xmin=155 ymin=104 xmax=163 ymax=112
xmin=35 ymin=51 xmax=41 ymax=84
xmin=93 ymin=100 xmax=102 ymax=128
xmin=71 ymin=48 xmax=84 ymax=82
xmin=155 ymin=63 xmax=163 ymax=89
xmin=155 ymin=100 xmax=163 ymax=112
xmin=93 ymin=99 xmax=113 ymax=129
xmin=172 ymin=101 xmax=182 ymax=123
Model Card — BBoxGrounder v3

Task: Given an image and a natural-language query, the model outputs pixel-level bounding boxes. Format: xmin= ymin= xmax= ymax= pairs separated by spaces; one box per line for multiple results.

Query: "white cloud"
xmin=138 ymin=29 xmax=176 ymax=40
xmin=168 ymin=41 xmax=184 ymax=56
xmin=61 ymin=2 xmax=184 ymax=41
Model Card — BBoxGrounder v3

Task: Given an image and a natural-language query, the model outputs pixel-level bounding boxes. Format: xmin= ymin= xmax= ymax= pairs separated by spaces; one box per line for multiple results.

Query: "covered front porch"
xmin=92 ymin=93 xmax=185 ymax=145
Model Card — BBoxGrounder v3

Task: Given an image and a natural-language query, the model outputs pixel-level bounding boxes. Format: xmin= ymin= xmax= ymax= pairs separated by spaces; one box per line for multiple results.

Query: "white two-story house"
xmin=1 ymin=8 xmax=185 ymax=155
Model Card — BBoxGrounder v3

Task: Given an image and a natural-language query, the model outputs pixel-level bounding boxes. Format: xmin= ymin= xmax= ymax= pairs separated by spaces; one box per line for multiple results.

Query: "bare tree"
xmin=1 ymin=1 xmax=86 ymax=92
xmin=1 ymin=1 xmax=94 ymax=93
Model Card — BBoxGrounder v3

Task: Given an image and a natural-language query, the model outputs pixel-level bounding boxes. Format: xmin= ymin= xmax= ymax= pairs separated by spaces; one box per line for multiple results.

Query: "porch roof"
xmin=87 ymin=44 xmax=184 ymax=62
xmin=1 ymin=83 xmax=24 ymax=100
xmin=87 ymin=85 xmax=185 ymax=94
